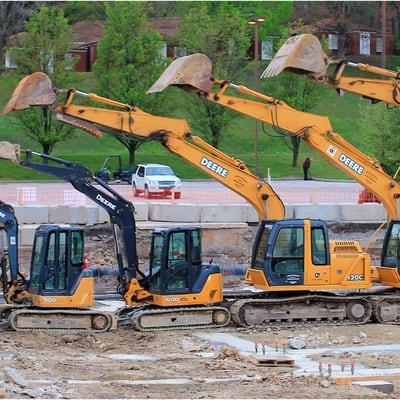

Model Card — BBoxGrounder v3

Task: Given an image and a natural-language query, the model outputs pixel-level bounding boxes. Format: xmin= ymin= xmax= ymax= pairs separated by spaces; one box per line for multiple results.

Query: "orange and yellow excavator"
xmin=5 ymin=71 xmax=400 ymax=327
xmin=147 ymin=51 xmax=400 ymax=325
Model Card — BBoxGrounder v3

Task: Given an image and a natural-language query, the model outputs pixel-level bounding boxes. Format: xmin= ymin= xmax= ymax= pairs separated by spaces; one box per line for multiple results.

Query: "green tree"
xmin=63 ymin=1 xmax=106 ymax=24
xmin=358 ymin=103 xmax=400 ymax=174
xmin=177 ymin=4 xmax=251 ymax=148
xmin=93 ymin=2 xmax=165 ymax=166
xmin=7 ymin=6 xmax=76 ymax=156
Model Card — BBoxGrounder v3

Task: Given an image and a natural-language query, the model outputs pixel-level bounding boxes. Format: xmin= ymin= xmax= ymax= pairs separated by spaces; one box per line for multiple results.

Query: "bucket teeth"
xmin=148 ymin=53 xmax=213 ymax=95
xmin=3 ymin=72 xmax=56 ymax=114
xmin=261 ymin=34 xmax=329 ymax=80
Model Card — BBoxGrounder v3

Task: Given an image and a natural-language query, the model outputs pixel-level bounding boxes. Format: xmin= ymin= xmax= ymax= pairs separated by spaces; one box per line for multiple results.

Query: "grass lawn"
xmin=0 ymin=69 xmax=376 ymax=181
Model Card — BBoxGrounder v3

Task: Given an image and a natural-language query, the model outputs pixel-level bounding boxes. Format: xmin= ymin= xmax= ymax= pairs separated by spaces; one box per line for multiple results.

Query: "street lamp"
xmin=248 ymin=16 xmax=265 ymax=176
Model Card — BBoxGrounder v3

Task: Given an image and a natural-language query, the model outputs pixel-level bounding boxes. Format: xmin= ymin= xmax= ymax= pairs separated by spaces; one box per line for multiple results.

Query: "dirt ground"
xmin=4 ymin=223 xmax=398 ymax=398
xmin=1 ymin=323 xmax=400 ymax=399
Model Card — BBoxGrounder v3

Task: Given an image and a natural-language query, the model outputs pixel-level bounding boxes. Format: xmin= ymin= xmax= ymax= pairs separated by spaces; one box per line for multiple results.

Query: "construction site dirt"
xmin=3 ymin=223 xmax=400 ymax=398
xmin=1 ymin=324 xmax=400 ymax=398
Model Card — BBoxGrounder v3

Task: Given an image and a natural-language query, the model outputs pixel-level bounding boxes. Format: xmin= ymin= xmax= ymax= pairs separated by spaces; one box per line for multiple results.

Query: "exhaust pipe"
xmin=3 ymin=72 xmax=56 ymax=115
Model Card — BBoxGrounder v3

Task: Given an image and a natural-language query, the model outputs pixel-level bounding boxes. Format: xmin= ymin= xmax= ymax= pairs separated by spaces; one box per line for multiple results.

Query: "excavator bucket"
xmin=148 ymin=53 xmax=213 ymax=95
xmin=3 ymin=72 xmax=56 ymax=114
xmin=261 ymin=34 xmax=329 ymax=80
xmin=0 ymin=142 xmax=20 ymax=164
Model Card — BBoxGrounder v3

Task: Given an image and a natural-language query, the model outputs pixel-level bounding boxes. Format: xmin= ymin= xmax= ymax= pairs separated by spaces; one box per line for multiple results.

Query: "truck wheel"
xmin=145 ymin=186 xmax=152 ymax=199
xmin=132 ymin=183 xmax=140 ymax=197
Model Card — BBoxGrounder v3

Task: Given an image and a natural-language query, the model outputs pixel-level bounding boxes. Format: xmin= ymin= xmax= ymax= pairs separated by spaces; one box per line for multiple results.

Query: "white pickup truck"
xmin=131 ymin=163 xmax=182 ymax=199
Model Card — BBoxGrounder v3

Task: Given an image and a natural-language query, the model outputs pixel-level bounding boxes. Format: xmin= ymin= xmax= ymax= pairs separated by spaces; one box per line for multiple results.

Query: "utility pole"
xmin=249 ymin=16 xmax=265 ymax=176
xmin=382 ymin=0 xmax=387 ymax=68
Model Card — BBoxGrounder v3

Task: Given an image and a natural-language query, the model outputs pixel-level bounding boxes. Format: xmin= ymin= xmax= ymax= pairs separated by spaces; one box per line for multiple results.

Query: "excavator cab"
xmin=246 ymin=219 xmax=372 ymax=291
xmin=28 ymin=225 xmax=94 ymax=308
xmin=147 ymin=227 xmax=223 ymax=306
xmin=376 ymin=220 xmax=400 ymax=287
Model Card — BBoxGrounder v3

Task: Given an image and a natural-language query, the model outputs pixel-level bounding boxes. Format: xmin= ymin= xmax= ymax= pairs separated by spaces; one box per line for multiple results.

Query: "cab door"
xmin=266 ymin=225 xmax=305 ymax=286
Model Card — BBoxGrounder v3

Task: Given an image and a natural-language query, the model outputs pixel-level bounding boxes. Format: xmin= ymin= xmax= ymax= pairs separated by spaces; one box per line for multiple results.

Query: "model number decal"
xmin=200 ymin=157 xmax=228 ymax=178
xmin=348 ymin=274 xmax=364 ymax=281
xmin=42 ymin=297 xmax=57 ymax=303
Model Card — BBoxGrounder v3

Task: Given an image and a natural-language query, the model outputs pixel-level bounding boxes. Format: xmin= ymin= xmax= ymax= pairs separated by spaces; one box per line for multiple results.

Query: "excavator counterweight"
xmin=3 ymin=72 xmax=56 ymax=114
xmin=147 ymin=53 xmax=213 ymax=95
xmin=261 ymin=34 xmax=329 ymax=80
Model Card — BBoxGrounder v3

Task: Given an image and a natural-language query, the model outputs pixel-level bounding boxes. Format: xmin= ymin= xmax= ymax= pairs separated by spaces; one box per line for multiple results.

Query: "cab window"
xmin=272 ymin=227 xmax=304 ymax=273
xmin=254 ymin=224 xmax=273 ymax=269
xmin=190 ymin=230 xmax=201 ymax=266
xmin=383 ymin=223 xmax=400 ymax=267
xmin=30 ymin=235 xmax=44 ymax=290
xmin=311 ymin=228 xmax=328 ymax=265
xmin=138 ymin=167 xmax=145 ymax=177
xmin=168 ymin=231 xmax=187 ymax=268
xmin=44 ymin=232 xmax=56 ymax=290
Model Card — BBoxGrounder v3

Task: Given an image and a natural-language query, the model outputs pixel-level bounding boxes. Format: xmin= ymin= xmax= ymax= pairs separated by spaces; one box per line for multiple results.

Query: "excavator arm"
xmin=3 ymin=74 xmax=285 ymax=221
xmin=148 ymin=53 xmax=400 ymax=219
xmin=15 ymin=150 xmax=146 ymax=304
xmin=261 ymin=34 xmax=400 ymax=107
xmin=0 ymin=201 xmax=28 ymax=303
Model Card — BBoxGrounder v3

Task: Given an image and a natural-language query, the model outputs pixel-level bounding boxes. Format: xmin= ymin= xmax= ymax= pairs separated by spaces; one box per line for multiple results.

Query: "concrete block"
xmin=340 ymin=203 xmax=386 ymax=222
xmin=19 ymin=225 xmax=37 ymax=246
xmin=49 ymin=206 xmax=86 ymax=224
xmin=132 ymin=202 xmax=148 ymax=221
xmin=244 ymin=204 xmax=259 ymax=223
xmin=149 ymin=203 xmax=200 ymax=223
xmin=283 ymin=204 xmax=294 ymax=219
xmin=97 ymin=206 xmax=110 ymax=223
xmin=201 ymin=204 xmax=246 ymax=223
xmin=85 ymin=206 xmax=98 ymax=225
xmin=293 ymin=204 xmax=341 ymax=221
xmin=352 ymin=380 xmax=394 ymax=394
xmin=13 ymin=205 xmax=49 ymax=224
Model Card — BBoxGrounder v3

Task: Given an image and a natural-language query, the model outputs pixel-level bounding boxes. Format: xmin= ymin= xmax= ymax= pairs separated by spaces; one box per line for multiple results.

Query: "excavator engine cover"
xmin=148 ymin=53 xmax=213 ymax=95
xmin=3 ymin=72 xmax=56 ymax=114
xmin=0 ymin=142 xmax=20 ymax=163
xmin=261 ymin=34 xmax=329 ymax=81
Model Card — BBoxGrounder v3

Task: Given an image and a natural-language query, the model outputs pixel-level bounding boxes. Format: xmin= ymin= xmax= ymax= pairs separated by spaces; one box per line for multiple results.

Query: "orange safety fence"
xmin=0 ymin=183 xmax=368 ymax=206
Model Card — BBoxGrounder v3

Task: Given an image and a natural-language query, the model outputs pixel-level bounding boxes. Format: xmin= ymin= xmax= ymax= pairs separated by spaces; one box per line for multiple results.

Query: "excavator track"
xmin=7 ymin=309 xmax=116 ymax=332
xmin=371 ymin=294 xmax=400 ymax=324
xmin=229 ymin=294 xmax=372 ymax=328
xmin=118 ymin=306 xmax=231 ymax=331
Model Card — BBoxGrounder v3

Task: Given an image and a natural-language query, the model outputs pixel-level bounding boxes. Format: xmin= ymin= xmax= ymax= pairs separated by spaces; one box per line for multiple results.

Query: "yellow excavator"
xmin=146 ymin=51 xmax=400 ymax=325
xmin=4 ymin=72 xmax=400 ymax=327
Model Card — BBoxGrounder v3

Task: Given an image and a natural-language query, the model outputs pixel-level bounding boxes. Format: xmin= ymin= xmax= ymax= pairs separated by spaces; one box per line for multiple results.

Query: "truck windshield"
xmin=146 ymin=167 xmax=174 ymax=176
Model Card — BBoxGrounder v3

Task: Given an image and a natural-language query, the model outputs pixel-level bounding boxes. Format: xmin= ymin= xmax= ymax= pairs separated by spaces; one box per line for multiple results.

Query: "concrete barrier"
xmin=293 ymin=204 xmax=341 ymax=221
xmin=13 ymin=205 xmax=49 ymax=224
xmin=85 ymin=206 xmax=99 ymax=225
xmin=97 ymin=206 xmax=110 ymax=223
xmin=19 ymin=225 xmax=37 ymax=246
xmin=49 ymin=205 xmax=88 ymax=224
xmin=149 ymin=202 xmax=200 ymax=222
xmin=340 ymin=203 xmax=386 ymax=222
xmin=132 ymin=202 xmax=149 ymax=221
xmin=200 ymin=204 xmax=247 ymax=223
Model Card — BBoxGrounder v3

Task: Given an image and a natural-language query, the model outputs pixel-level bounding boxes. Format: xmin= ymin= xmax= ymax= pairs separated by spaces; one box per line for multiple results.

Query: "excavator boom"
xmin=4 ymin=73 xmax=285 ymax=221
xmin=261 ymin=34 xmax=400 ymax=106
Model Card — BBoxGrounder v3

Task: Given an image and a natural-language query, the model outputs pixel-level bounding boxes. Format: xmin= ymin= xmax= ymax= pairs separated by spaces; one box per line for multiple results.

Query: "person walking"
xmin=303 ymin=157 xmax=312 ymax=180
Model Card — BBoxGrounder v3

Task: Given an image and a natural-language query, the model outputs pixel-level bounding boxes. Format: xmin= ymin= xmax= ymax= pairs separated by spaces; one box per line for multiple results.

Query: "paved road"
xmin=0 ymin=179 xmax=364 ymax=206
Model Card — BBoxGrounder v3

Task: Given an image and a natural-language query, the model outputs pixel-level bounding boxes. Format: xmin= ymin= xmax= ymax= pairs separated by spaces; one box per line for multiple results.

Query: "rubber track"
xmin=123 ymin=306 xmax=231 ymax=332
xmin=8 ymin=309 xmax=115 ymax=332
xmin=229 ymin=294 xmax=372 ymax=328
